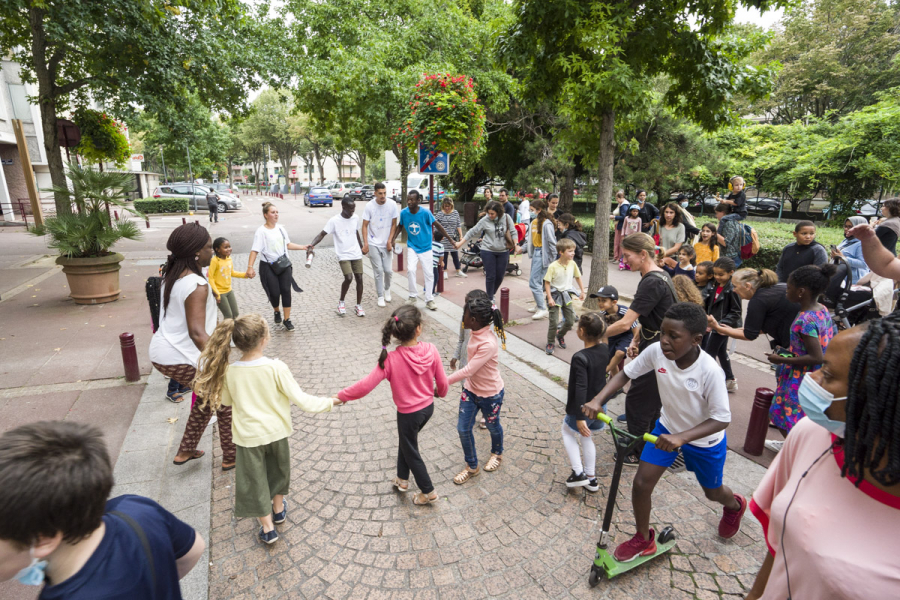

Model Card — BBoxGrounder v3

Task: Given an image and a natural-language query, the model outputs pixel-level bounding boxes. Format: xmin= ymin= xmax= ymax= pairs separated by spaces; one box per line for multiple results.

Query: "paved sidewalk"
xmin=206 ymin=248 xmax=769 ymax=599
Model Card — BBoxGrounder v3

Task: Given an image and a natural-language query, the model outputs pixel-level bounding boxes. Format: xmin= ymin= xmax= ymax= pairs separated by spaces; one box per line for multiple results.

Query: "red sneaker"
xmin=613 ymin=529 xmax=657 ymax=562
xmin=719 ymin=493 xmax=746 ymax=539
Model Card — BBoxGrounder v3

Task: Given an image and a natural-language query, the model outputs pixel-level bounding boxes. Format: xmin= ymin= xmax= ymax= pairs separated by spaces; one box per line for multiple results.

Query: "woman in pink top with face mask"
xmin=338 ymin=306 xmax=448 ymax=506
xmin=746 ymin=321 xmax=900 ymax=600
xmin=447 ymin=296 xmax=508 ymax=485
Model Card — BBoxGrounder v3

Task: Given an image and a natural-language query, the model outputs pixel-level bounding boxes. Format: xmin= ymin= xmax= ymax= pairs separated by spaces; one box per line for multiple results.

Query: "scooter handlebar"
xmin=594 ymin=412 xmax=659 ymax=446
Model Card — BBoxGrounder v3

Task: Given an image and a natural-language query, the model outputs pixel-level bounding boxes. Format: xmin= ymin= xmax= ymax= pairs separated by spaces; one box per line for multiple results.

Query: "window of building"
xmin=6 ymin=84 xmax=33 ymax=123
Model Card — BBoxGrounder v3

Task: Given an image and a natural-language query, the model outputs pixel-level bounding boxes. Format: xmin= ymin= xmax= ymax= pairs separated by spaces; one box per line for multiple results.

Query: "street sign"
xmin=212 ymin=170 xmax=218 ymax=176
xmin=291 ymin=168 xmax=296 ymax=176
xmin=131 ymin=154 xmax=144 ymax=161
xmin=418 ymin=144 xmax=449 ymax=175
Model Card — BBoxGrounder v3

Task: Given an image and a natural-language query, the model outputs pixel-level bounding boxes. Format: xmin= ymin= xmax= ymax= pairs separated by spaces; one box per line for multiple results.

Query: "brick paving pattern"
xmin=206 ymin=249 xmax=767 ymax=599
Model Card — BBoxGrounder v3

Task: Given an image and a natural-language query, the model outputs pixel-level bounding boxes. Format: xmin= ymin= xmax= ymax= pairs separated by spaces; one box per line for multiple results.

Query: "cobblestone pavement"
xmin=207 ymin=249 xmax=767 ymax=600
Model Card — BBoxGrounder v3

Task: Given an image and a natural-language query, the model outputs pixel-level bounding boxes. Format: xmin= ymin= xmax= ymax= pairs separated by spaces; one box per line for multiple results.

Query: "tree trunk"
xmin=558 ymin=165 xmax=575 ymax=212
xmin=227 ymin=158 xmax=233 ymax=187
xmin=30 ymin=6 xmax=70 ymax=215
xmin=313 ymin=145 xmax=325 ymax=183
xmin=585 ymin=109 xmax=615 ymax=310
xmin=399 ymin=146 xmax=409 ymax=208
xmin=357 ymin=152 xmax=366 ymax=183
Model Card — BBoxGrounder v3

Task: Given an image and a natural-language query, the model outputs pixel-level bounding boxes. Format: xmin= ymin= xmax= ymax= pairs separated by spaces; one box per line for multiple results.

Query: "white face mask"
xmin=797 ymin=375 xmax=847 ymax=437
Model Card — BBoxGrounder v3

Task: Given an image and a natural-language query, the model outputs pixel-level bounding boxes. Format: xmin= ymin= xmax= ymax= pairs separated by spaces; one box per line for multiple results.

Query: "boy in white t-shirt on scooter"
xmin=307 ymin=197 xmax=367 ymax=317
xmin=583 ymin=302 xmax=746 ymax=562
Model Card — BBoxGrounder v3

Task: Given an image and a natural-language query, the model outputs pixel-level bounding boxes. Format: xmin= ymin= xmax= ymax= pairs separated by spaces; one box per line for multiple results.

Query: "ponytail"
xmin=192 ymin=319 xmax=236 ymax=411
xmin=379 ymin=306 xmax=422 ymax=369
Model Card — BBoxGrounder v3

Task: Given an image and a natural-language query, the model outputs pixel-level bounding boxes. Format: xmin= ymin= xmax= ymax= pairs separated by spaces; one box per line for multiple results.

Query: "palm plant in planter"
xmin=30 ymin=163 xmax=143 ymax=304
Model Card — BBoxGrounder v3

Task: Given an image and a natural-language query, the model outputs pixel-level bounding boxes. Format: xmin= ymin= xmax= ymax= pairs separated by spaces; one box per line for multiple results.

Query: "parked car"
xmin=329 ymin=181 xmax=360 ymax=199
xmin=746 ymin=196 xmax=783 ymax=214
xmin=207 ymin=182 xmax=236 ymax=194
xmin=152 ymin=183 xmax=243 ymax=212
xmin=823 ymin=200 xmax=879 ymax=219
xmin=348 ymin=184 xmax=375 ymax=201
xmin=304 ymin=187 xmax=333 ymax=207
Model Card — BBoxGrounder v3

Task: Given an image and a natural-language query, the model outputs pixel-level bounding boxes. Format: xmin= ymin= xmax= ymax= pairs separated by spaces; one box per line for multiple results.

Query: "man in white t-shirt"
xmin=308 ymin=197 xmax=366 ymax=317
xmin=583 ymin=303 xmax=746 ymax=562
xmin=361 ymin=183 xmax=400 ymax=307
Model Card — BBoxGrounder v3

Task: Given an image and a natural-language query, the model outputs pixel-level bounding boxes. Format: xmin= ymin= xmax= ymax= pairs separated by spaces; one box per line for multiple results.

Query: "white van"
xmin=383 ymin=175 xmax=441 ymax=202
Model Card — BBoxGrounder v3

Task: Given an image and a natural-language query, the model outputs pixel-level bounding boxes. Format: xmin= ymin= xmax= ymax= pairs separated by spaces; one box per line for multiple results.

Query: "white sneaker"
xmin=337 ymin=300 xmax=346 ymax=316
xmin=443 ymin=271 xmax=449 ymax=280
xmin=384 ymin=290 xmax=392 ymax=302
xmin=726 ymin=379 xmax=739 ymax=393
xmin=532 ymin=309 xmax=549 ymax=320
xmin=455 ymin=271 xmax=467 ymax=278
xmin=355 ymin=305 xmax=365 ymax=317
xmin=764 ymin=440 xmax=784 ymax=453
xmin=406 ymin=296 xmax=418 ymax=305
xmin=377 ymin=297 xmax=386 ymax=307
xmin=527 ymin=306 xmax=537 ymax=313
xmin=425 ymin=300 xmax=437 ymax=311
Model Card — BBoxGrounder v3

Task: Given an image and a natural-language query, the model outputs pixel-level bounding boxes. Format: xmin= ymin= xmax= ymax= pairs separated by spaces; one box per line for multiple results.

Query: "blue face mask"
xmin=798 ymin=375 xmax=847 ymax=437
xmin=14 ymin=550 xmax=47 ymax=586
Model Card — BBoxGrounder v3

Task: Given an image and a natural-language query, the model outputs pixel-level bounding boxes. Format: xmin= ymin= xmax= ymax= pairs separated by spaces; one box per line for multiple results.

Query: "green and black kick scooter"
xmin=588 ymin=412 xmax=676 ymax=587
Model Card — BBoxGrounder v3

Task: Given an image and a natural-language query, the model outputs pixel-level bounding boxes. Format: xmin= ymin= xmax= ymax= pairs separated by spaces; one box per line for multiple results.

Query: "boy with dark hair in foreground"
xmin=583 ymin=303 xmax=745 ymax=562
xmin=0 ymin=421 xmax=205 ymax=598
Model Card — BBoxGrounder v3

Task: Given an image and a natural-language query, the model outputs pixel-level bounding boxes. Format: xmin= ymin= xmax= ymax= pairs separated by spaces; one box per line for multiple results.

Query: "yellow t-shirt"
xmin=208 ymin=255 xmax=246 ymax=295
xmin=694 ymin=242 xmax=719 ymax=264
xmin=531 ymin=220 xmax=543 ymax=248
xmin=543 ymin=259 xmax=582 ymax=291
xmin=220 ymin=358 xmax=333 ymax=447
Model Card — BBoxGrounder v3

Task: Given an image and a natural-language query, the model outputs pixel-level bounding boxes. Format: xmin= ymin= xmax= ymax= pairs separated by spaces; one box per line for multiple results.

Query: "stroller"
xmin=822 ymin=258 xmax=882 ymax=329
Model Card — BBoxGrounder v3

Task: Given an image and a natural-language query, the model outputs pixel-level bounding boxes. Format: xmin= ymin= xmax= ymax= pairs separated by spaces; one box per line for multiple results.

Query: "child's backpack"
xmin=145 ymin=276 xmax=162 ymax=332
xmin=738 ymin=223 xmax=761 ymax=259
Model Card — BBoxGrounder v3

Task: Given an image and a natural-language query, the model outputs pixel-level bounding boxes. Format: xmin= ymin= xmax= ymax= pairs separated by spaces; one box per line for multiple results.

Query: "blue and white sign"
xmin=418 ymin=143 xmax=449 ymax=175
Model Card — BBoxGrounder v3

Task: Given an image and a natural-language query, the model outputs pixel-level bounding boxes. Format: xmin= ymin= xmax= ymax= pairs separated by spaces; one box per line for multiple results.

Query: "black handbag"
xmin=268 ymin=228 xmax=292 ymax=275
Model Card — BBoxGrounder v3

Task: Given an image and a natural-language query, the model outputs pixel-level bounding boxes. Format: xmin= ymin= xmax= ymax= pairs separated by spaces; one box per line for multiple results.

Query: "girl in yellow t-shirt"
xmin=209 ymin=237 xmax=248 ymax=319
xmin=693 ymin=223 xmax=720 ymax=264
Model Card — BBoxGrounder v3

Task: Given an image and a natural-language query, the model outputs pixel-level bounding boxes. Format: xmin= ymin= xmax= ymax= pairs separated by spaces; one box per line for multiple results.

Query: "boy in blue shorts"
xmin=583 ymin=302 xmax=746 ymax=562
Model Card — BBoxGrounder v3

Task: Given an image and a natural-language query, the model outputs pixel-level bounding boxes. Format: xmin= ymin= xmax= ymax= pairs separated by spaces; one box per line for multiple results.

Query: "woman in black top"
xmin=600 ymin=233 xmax=677 ymax=464
xmin=707 ymin=268 xmax=800 ymax=351
xmin=875 ymin=199 xmax=900 ymax=255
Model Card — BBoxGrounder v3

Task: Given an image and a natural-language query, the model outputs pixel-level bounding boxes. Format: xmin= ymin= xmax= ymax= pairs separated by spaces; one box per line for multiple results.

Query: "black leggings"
xmin=259 ymin=261 xmax=293 ymax=309
xmin=704 ymin=332 xmax=735 ymax=380
xmin=396 ymin=404 xmax=434 ymax=494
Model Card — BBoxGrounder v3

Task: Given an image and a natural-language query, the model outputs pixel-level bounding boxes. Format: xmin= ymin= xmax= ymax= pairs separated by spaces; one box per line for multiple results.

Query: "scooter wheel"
xmin=657 ymin=526 xmax=676 ymax=544
xmin=462 ymin=266 xmax=468 ymax=273
xmin=588 ymin=565 xmax=602 ymax=588
xmin=516 ymin=268 xmax=522 ymax=275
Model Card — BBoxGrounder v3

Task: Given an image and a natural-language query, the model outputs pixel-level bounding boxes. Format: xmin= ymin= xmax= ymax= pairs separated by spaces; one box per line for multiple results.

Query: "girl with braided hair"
xmin=149 ymin=223 xmax=236 ymax=469
xmin=447 ymin=296 xmax=507 ymax=484
xmin=337 ymin=305 xmax=449 ymax=505
xmin=747 ymin=321 xmax=900 ymax=600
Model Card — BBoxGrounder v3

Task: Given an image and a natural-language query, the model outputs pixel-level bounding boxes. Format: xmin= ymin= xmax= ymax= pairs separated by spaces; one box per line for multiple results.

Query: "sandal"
xmin=173 ymin=450 xmax=204 ymax=465
xmin=453 ymin=467 xmax=480 ymax=485
xmin=413 ymin=491 xmax=438 ymax=505
xmin=222 ymin=462 xmax=235 ymax=471
xmin=392 ymin=477 xmax=409 ymax=492
xmin=483 ymin=454 xmax=502 ymax=472
xmin=165 ymin=391 xmax=185 ymax=403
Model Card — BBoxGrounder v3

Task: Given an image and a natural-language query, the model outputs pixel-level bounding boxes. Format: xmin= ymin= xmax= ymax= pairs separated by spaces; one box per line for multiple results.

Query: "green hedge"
xmin=134 ymin=198 xmax=189 ymax=214
xmin=577 ymin=216 xmax=845 ymax=271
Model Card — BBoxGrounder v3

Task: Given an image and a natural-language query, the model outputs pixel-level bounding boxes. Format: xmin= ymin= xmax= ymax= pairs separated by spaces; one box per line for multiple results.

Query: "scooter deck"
xmin=593 ymin=538 xmax=678 ymax=579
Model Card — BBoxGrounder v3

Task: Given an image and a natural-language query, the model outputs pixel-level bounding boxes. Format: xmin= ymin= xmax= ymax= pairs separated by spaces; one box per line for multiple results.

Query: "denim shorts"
xmin=564 ymin=413 xmax=606 ymax=433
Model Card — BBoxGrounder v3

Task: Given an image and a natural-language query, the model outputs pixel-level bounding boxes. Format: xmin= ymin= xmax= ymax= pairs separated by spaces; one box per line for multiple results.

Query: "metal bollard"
xmin=500 ymin=287 xmax=510 ymax=323
xmin=743 ymin=388 xmax=775 ymax=455
xmin=437 ymin=258 xmax=444 ymax=293
xmin=119 ymin=333 xmax=141 ymax=382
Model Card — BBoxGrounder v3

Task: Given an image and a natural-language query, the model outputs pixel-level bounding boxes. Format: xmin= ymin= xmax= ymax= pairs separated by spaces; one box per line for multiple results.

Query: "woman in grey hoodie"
xmin=526 ymin=199 xmax=557 ymax=320
xmin=455 ymin=201 xmax=517 ymax=301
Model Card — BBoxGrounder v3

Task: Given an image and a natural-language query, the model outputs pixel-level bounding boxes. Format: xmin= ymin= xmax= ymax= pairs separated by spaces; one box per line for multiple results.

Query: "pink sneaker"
xmin=613 ymin=529 xmax=656 ymax=562
xmin=719 ymin=494 xmax=746 ymax=539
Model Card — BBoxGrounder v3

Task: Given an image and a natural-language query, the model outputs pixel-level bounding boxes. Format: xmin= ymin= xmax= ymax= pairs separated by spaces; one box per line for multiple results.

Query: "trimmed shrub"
xmin=134 ymin=198 xmax=189 ymax=214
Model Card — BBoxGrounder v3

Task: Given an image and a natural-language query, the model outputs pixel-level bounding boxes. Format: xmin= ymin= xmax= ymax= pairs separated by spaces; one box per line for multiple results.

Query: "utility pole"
xmin=159 ymin=145 xmax=168 ymax=183
xmin=186 ymin=144 xmax=195 ymax=210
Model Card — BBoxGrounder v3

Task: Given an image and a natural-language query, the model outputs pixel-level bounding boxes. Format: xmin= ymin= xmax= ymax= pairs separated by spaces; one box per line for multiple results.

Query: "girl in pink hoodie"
xmin=338 ymin=305 xmax=448 ymax=505
xmin=448 ymin=296 xmax=507 ymax=485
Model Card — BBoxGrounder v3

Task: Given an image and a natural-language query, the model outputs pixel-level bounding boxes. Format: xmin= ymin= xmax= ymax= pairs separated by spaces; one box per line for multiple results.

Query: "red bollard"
xmin=113 ymin=210 xmax=119 ymax=220
xmin=500 ymin=287 xmax=510 ymax=323
xmin=182 ymin=217 xmax=186 ymax=225
xmin=743 ymin=388 xmax=775 ymax=455
xmin=145 ymin=218 xmax=150 ymax=229
xmin=396 ymin=247 xmax=404 ymax=272
xmin=437 ymin=258 xmax=444 ymax=293
xmin=119 ymin=333 xmax=141 ymax=382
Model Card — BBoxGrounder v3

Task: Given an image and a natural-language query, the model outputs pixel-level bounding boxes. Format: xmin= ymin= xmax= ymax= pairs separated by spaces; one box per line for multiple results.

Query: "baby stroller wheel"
xmin=516 ymin=268 xmax=522 ymax=276
xmin=462 ymin=266 xmax=468 ymax=273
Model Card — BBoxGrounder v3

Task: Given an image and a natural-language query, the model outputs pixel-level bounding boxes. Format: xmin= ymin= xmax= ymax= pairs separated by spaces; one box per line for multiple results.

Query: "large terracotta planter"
xmin=56 ymin=253 xmax=124 ymax=304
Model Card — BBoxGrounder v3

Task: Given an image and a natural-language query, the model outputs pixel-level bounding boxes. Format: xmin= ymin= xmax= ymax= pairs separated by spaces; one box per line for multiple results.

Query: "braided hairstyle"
xmin=465 ymin=296 xmax=506 ymax=350
xmin=578 ymin=312 xmax=607 ymax=340
xmin=379 ymin=305 xmax=422 ymax=369
xmin=844 ymin=315 xmax=900 ymax=486
xmin=461 ymin=289 xmax=489 ymax=331
xmin=161 ymin=222 xmax=210 ymax=313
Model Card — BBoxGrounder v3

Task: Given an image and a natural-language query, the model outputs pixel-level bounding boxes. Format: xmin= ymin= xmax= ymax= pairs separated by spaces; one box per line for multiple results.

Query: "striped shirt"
xmin=432 ymin=241 xmax=444 ymax=267
xmin=435 ymin=210 xmax=461 ymax=251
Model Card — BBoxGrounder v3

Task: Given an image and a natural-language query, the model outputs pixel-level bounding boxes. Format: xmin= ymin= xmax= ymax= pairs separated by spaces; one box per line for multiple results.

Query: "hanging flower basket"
xmin=72 ymin=107 xmax=131 ymax=167
xmin=393 ymin=73 xmax=487 ymax=163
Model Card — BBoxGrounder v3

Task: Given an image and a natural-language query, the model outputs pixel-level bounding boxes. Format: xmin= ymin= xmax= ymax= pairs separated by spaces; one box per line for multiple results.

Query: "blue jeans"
xmin=529 ymin=248 xmax=548 ymax=310
xmin=480 ymin=250 xmax=509 ymax=300
xmin=457 ymin=389 xmax=504 ymax=469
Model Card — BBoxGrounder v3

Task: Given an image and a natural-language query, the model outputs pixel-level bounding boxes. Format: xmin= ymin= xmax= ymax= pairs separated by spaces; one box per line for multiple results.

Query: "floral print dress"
xmin=770 ymin=307 xmax=835 ymax=431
